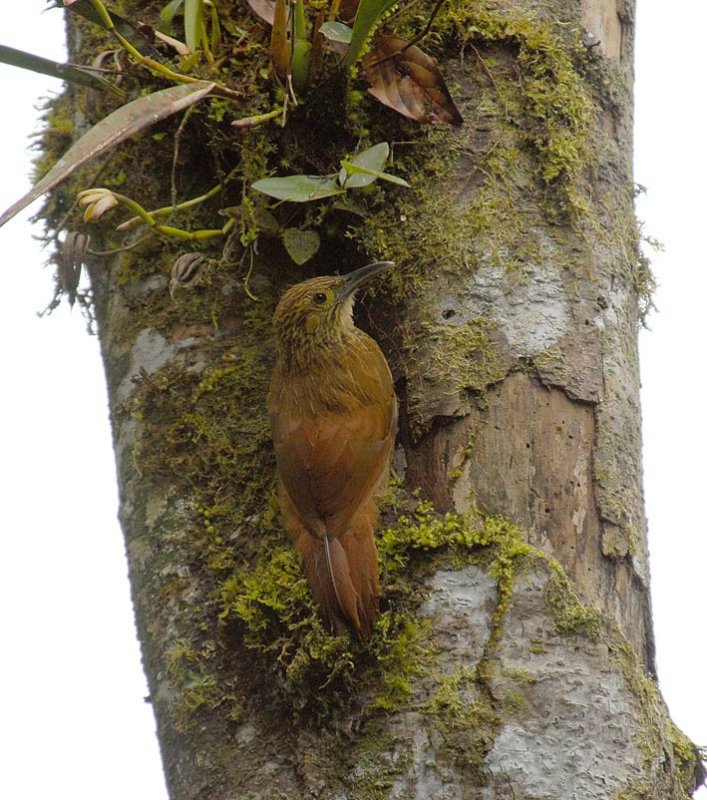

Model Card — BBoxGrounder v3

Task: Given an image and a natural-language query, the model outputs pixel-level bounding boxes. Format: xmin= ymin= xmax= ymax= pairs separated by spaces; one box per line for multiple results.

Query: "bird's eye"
xmin=312 ymin=291 xmax=327 ymax=305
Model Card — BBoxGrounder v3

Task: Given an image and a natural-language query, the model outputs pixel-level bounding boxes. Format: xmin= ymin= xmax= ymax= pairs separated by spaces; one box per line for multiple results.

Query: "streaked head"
xmin=272 ymin=261 xmax=393 ymax=357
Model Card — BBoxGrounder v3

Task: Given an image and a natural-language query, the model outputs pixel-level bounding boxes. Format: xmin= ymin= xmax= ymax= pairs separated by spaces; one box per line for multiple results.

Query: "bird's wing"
xmin=271 ymin=392 xmax=397 ymax=539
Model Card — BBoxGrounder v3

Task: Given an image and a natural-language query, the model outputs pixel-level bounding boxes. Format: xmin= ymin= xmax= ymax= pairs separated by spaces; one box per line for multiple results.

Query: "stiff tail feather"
xmin=295 ymin=521 xmax=379 ymax=638
xmin=323 ymin=534 xmax=362 ymax=633
xmin=339 ymin=515 xmax=380 ymax=637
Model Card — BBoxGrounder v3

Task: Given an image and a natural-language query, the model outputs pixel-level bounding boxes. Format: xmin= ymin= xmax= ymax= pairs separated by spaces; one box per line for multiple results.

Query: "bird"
xmin=268 ymin=261 xmax=397 ymax=638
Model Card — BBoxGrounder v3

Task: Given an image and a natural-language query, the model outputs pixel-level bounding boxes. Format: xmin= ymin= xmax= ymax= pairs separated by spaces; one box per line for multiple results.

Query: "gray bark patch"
xmin=421 ymin=567 xmax=497 ymax=668
xmin=487 ymin=571 xmax=644 ymax=798
xmin=463 ymin=263 xmax=571 ymax=356
xmin=117 ymin=329 xmax=177 ymax=402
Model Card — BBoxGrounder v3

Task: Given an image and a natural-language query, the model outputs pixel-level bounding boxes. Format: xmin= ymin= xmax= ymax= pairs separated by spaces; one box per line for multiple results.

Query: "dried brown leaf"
xmin=246 ymin=0 xmax=276 ymax=26
xmin=154 ymin=30 xmax=191 ymax=56
xmin=362 ymin=36 xmax=463 ymax=126
xmin=60 ymin=232 xmax=91 ymax=307
xmin=0 ymin=81 xmax=216 ymax=229
xmin=170 ymin=252 xmax=209 ymax=299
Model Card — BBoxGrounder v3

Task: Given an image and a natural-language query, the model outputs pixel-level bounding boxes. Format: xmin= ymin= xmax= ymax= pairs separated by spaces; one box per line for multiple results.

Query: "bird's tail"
xmin=294 ymin=505 xmax=380 ymax=638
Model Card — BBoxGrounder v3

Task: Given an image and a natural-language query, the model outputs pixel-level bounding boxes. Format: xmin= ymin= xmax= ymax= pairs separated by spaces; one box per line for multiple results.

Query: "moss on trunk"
xmin=32 ymin=0 xmax=702 ymax=797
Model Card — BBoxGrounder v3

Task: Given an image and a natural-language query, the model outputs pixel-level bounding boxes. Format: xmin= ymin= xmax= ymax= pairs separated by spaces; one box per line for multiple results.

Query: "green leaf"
xmin=184 ymin=0 xmax=206 ymax=53
xmin=283 ymin=228 xmax=321 ymax=265
xmin=270 ymin=0 xmax=290 ymax=79
xmin=319 ymin=21 xmax=353 ymax=44
xmin=338 ymin=141 xmax=389 ymax=187
xmin=63 ymin=0 xmax=111 ymax=29
xmin=0 ymin=81 xmax=216 ymax=230
xmin=332 ymin=197 xmax=367 ymax=216
xmin=340 ymin=161 xmax=410 ymax=187
xmin=0 ymin=44 xmax=121 ymax=95
xmin=158 ymin=0 xmax=185 ymax=34
xmin=252 ymin=207 xmax=280 ymax=233
xmin=64 ymin=0 xmax=163 ymax=58
xmin=342 ymin=0 xmax=399 ymax=67
xmin=291 ymin=0 xmax=311 ymax=90
xmin=252 ymin=175 xmax=345 ymax=202
xmin=338 ymin=142 xmax=409 ymax=188
xmin=209 ymin=2 xmax=222 ymax=54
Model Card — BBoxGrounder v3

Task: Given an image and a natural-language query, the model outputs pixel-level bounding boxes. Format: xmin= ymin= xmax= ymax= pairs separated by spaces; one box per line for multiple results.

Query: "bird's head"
xmin=272 ymin=261 xmax=393 ymax=361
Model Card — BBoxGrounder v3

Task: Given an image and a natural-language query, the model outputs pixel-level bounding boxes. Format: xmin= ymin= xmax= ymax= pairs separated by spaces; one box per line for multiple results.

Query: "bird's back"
xmin=269 ymin=331 xmax=396 ymax=537
xmin=269 ymin=330 xmax=396 ymax=635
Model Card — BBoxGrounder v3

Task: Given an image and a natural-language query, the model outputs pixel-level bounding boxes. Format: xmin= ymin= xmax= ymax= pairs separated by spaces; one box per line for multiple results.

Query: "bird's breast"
xmin=269 ymin=333 xmax=396 ymax=538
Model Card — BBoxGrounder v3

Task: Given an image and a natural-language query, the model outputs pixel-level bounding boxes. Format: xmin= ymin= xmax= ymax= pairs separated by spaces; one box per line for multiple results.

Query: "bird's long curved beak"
xmin=339 ymin=261 xmax=394 ymax=301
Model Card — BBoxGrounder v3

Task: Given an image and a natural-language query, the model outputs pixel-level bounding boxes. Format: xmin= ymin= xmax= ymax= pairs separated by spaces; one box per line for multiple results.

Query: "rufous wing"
xmin=271 ymin=394 xmax=396 ymax=539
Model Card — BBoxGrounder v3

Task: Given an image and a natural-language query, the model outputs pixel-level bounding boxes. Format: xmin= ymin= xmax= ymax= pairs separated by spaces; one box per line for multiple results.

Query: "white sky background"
xmin=0 ymin=3 xmax=703 ymax=798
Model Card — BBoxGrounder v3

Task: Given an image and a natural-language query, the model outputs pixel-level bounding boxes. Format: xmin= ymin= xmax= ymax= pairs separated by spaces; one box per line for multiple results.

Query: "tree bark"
xmin=42 ymin=0 xmax=703 ymax=798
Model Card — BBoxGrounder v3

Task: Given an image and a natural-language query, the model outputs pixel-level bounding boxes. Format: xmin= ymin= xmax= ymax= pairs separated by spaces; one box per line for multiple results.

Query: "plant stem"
xmin=231 ymin=106 xmax=284 ymax=129
xmin=116 ymin=185 xmax=223 ymax=231
xmin=113 ymin=192 xmax=229 ymax=240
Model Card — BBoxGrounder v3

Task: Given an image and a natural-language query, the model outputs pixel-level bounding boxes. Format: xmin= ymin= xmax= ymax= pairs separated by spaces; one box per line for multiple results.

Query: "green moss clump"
xmin=612 ymin=637 xmax=703 ymax=798
xmin=220 ymin=535 xmax=360 ymax=712
xmin=121 ymin=286 xmax=281 ymax=721
xmin=31 ymin=98 xmax=74 ymax=185
xmin=369 ymin=612 xmax=434 ymax=712
xmin=437 ymin=0 xmax=595 ymax=202
xmin=668 ymin=723 xmax=704 ymax=796
xmin=635 ymin=243 xmax=659 ymax=323
xmin=379 ymin=504 xmax=533 ymax=638
xmin=217 ymin=494 xmax=533 ymax=720
xmin=612 ymin=778 xmax=658 ymax=800
xmin=528 ymin=640 xmax=548 ymax=654
xmin=165 ymin=637 xmax=243 ymax=730
xmin=433 ymin=316 xmax=509 ymax=394
xmin=136 ymin=339 xmax=274 ymax=539
xmin=354 ymin=0 xmax=601 ymax=292
xmin=338 ymin=729 xmax=412 ymax=800
xmin=217 ymin=501 xmax=442 ymax=719
xmin=533 ymin=344 xmax=565 ymax=375
xmin=426 ymin=666 xmax=500 ymax=772
xmin=500 ymin=665 xmax=536 ymax=684
xmin=544 ymin=563 xmax=603 ymax=639
xmin=378 ymin=503 xmax=532 ymax=632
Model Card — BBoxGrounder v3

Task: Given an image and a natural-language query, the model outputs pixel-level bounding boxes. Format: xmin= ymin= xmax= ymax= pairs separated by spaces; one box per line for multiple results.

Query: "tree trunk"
xmin=41 ymin=0 xmax=702 ymax=797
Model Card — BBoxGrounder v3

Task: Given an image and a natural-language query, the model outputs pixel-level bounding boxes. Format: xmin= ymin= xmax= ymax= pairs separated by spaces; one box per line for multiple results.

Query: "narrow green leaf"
xmin=252 ymin=175 xmax=345 ymax=202
xmin=0 ymin=81 xmax=216 ymax=230
xmin=319 ymin=21 xmax=353 ymax=44
xmin=342 ymin=0 xmax=399 ymax=67
xmin=158 ymin=0 xmax=185 ymax=33
xmin=184 ymin=0 xmax=206 ymax=53
xmin=283 ymin=228 xmax=321 ymax=265
xmin=338 ymin=141 xmax=389 ymax=186
xmin=270 ymin=0 xmax=290 ymax=79
xmin=63 ymin=0 xmax=111 ymax=29
xmin=0 ymin=44 xmax=120 ymax=94
xmin=209 ymin=3 xmax=222 ymax=54
xmin=291 ymin=0 xmax=311 ymax=90
xmin=64 ymin=0 xmax=163 ymax=58
xmin=340 ymin=160 xmax=410 ymax=187
xmin=338 ymin=163 xmax=377 ymax=188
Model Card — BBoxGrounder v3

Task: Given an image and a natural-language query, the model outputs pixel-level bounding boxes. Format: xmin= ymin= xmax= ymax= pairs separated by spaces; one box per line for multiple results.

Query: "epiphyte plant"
xmin=0 ymin=0 xmax=463 ymax=295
